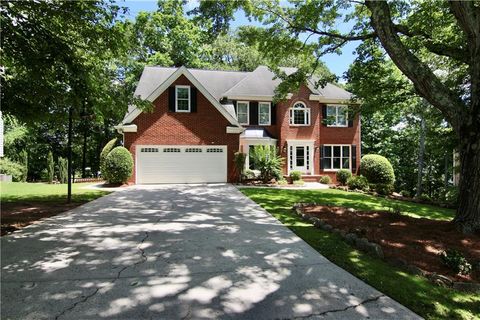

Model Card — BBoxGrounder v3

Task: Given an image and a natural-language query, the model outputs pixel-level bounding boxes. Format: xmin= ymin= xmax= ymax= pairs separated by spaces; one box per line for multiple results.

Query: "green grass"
xmin=1 ymin=182 xmax=110 ymax=203
xmin=241 ymin=188 xmax=479 ymax=320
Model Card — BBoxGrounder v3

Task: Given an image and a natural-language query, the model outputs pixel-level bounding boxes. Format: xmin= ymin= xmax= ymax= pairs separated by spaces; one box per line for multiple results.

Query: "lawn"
xmin=1 ymin=182 xmax=109 ymax=203
xmin=240 ymin=187 xmax=479 ymax=320
xmin=1 ymin=182 xmax=110 ymax=235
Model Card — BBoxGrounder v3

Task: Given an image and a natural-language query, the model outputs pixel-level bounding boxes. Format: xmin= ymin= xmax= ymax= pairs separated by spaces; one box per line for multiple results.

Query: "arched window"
xmin=289 ymin=102 xmax=310 ymax=125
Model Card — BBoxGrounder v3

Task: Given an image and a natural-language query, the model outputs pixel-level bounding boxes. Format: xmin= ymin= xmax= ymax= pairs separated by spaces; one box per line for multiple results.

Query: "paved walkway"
xmin=1 ymin=184 xmax=421 ymax=319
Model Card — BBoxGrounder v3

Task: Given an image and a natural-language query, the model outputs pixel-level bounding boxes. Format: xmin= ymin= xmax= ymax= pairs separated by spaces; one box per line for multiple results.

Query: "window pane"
xmin=177 ymin=88 xmax=189 ymax=99
xmin=324 ymin=158 xmax=331 ymax=169
xmin=343 ymin=158 xmax=350 ymax=169
xmin=259 ymin=104 xmax=270 ymax=124
xmin=337 ymin=115 xmax=347 ymax=126
xmin=177 ymin=99 xmax=189 ymax=110
xmin=294 ymin=103 xmax=305 ymax=108
xmin=238 ymin=114 xmax=248 ymax=124
xmin=342 ymin=146 xmax=350 ymax=157
xmin=294 ymin=110 xmax=305 ymax=124
xmin=333 ymin=146 xmax=341 ymax=157
xmin=327 ymin=106 xmax=336 ymax=116
xmin=296 ymin=147 xmax=305 ymax=166
xmin=333 ymin=158 xmax=341 ymax=169
xmin=324 ymin=146 xmax=331 ymax=157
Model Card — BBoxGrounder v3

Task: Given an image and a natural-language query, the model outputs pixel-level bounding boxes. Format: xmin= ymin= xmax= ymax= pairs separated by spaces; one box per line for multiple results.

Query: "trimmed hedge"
xmin=100 ymin=138 xmax=118 ymax=175
xmin=319 ymin=175 xmax=332 ymax=184
xmin=336 ymin=169 xmax=352 ymax=186
xmin=103 ymin=146 xmax=133 ymax=184
xmin=290 ymin=170 xmax=302 ymax=182
xmin=347 ymin=175 xmax=369 ymax=191
xmin=0 ymin=158 xmax=27 ymax=182
xmin=360 ymin=154 xmax=395 ymax=185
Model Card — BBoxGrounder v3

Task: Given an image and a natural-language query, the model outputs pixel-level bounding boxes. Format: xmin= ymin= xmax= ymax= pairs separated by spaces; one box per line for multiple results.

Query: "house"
xmin=115 ymin=66 xmax=360 ymax=184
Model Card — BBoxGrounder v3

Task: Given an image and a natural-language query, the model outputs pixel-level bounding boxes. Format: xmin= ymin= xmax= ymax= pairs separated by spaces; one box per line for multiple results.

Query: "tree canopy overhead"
xmin=196 ymin=0 xmax=480 ymax=232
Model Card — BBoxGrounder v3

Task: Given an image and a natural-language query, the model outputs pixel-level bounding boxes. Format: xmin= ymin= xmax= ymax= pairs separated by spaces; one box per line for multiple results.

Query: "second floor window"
xmin=175 ymin=86 xmax=190 ymax=112
xmin=237 ymin=101 xmax=249 ymax=124
xmin=258 ymin=102 xmax=271 ymax=125
xmin=289 ymin=102 xmax=310 ymax=126
xmin=326 ymin=105 xmax=348 ymax=127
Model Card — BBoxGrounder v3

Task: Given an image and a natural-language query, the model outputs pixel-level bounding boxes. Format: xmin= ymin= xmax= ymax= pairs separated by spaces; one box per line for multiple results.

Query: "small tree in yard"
xmin=234 ymin=152 xmax=247 ymax=182
xmin=104 ymin=147 xmax=133 ymax=184
xmin=47 ymin=151 xmax=54 ymax=183
xmin=58 ymin=157 xmax=68 ymax=184
xmin=250 ymin=145 xmax=284 ymax=183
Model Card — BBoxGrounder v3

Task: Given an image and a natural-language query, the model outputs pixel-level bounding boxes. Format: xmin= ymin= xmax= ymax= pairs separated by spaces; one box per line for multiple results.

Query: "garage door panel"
xmin=137 ymin=145 xmax=227 ymax=184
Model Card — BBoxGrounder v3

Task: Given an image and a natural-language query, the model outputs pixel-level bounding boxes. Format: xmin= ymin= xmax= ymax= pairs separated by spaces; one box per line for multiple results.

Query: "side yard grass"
xmin=1 ymin=182 xmax=110 ymax=235
xmin=240 ymin=187 xmax=479 ymax=320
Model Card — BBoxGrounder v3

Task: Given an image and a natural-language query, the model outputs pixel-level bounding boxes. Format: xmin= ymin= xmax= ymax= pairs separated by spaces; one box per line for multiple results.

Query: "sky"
xmin=121 ymin=0 xmax=359 ymax=79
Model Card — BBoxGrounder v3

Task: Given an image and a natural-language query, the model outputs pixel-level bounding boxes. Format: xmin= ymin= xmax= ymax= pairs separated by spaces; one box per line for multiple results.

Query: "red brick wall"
xmin=123 ymin=75 xmax=240 ymax=183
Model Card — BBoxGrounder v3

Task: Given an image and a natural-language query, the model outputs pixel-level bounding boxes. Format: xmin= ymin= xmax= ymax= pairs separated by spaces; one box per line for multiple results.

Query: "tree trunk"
xmin=454 ymin=139 xmax=480 ymax=233
xmin=416 ymin=114 xmax=426 ymax=197
xmin=81 ymin=127 xmax=88 ymax=178
xmin=67 ymin=107 xmax=73 ymax=203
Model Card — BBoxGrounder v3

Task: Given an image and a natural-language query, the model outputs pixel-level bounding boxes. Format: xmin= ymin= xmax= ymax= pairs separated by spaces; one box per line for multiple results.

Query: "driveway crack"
xmin=54 ymin=231 xmax=151 ymax=319
xmin=292 ymin=295 xmax=385 ymax=319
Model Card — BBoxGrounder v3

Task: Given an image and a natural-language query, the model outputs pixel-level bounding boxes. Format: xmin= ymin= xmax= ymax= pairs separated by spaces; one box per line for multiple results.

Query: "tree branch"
xmin=365 ymin=0 xmax=464 ymax=131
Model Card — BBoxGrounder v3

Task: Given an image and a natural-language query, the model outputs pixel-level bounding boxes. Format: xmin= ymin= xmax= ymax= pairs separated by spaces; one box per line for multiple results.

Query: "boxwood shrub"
xmin=360 ymin=154 xmax=395 ymax=185
xmin=104 ymin=146 xmax=133 ymax=184
xmin=347 ymin=175 xmax=369 ymax=191
xmin=290 ymin=170 xmax=302 ymax=182
xmin=100 ymin=138 xmax=118 ymax=176
xmin=336 ymin=169 xmax=352 ymax=186
xmin=319 ymin=175 xmax=332 ymax=184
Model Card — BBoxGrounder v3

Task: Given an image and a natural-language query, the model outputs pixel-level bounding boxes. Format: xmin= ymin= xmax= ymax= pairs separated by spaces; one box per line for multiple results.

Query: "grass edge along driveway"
xmin=240 ymin=187 xmax=479 ymax=320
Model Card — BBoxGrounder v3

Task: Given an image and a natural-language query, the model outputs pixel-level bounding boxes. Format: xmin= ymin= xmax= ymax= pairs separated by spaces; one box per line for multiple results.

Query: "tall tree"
xmin=197 ymin=0 xmax=480 ymax=233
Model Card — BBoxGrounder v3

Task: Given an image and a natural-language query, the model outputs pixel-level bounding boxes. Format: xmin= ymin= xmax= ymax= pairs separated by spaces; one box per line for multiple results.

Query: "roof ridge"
xmin=146 ymin=65 xmax=250 ymax=74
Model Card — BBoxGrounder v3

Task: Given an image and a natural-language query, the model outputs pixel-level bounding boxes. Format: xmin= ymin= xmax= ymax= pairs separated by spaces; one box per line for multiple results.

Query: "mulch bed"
xmin=302 ymin=205 xmax=480 ymax=283
xmin=1 ymin=201 xmax=86 ymax=236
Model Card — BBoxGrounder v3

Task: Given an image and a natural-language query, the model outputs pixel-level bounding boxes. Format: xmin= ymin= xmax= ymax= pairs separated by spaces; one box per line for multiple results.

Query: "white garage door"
xmin=136 ymin=145 xmax=227 ymax=184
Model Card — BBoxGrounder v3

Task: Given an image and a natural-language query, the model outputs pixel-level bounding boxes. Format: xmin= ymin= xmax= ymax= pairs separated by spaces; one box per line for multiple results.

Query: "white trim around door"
xmin=287 ymin=140 xmax=315 ymax=175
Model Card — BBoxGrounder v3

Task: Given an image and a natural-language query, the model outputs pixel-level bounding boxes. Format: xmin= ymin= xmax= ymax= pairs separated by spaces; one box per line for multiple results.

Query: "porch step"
xmin=284 ymin=175 xmax=321 ymax=182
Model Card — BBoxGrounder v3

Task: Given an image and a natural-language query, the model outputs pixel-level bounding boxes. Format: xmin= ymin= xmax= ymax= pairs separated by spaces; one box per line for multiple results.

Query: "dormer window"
xmin=175 ymin=85 xmax=191 ymax=112
xmin=289 ymin=102 xmax=310 ymax=126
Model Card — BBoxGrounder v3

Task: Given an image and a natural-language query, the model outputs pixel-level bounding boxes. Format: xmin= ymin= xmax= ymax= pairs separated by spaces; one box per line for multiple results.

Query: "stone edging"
xmin=292 ymin=202 xmax=480 ymax=293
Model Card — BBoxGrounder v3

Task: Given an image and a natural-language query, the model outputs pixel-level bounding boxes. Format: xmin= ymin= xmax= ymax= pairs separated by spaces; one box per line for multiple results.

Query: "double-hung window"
xmin=237 ymin=101 xmax=249 ymax=125
xmin=323 ymin=145 xmax=350 ymax=170
xmin=175 ymin=86 xmax=190 ymax=112
xmin=258 ymin=102 xmax=271 ymax=125
xmin=326 ymin=105 xmax=348 ymax=127
xmin=289 ymin=102 xmax=310 ymax=125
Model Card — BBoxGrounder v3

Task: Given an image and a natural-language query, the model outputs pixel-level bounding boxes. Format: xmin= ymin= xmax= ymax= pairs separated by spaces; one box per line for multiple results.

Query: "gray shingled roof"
xmin=130 ymin=65 xmax=353 ymax=115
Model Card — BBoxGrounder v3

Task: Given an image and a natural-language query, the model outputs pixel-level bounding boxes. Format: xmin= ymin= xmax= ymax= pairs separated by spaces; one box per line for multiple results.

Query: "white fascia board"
xmin=114 ymin=124 xmax=137 ymax=133
xmin=286 ymin=139 xmax=315 ymax=145
xmin=309 ymin=94 xmax=361 ymax=104
xmin=226 ymin=126 xmax=245 ymax=134
xmin=225 ymin=94 xmax=293 ymax=101
xmin=124 ymin=66 xmax=241 ymax=127
xmin=240 ymin=137 xmax=277 ymax=143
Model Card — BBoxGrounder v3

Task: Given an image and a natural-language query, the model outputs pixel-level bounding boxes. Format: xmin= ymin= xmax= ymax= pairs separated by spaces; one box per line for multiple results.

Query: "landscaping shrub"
xmin=319 ymin=175 xmax=332 ymax=184
xmin=250 ymin=145 xmax=283 ymax=182
xmin=278 ymin=179 xmax=288 ymax=185
xmin=242 ymin=169 xmax=256 ymax=180
xmin=47 ymin=151 xmax=54 ymax=183
xmin=0 ymin=158 xmax=27 ymax=182
xmin=58 ymin=157 xmax=68 ymax=184
xmin=290 ymin=170 xmax=302 ymax=182
xmin=336 ymin=169 xmax=352 ymax=186
xmin=400 ymin=190 xmax=411 ymax=198
xmin=440 ymin=249 xmax=472 ymax=275
xmin=372 ymin=183 xmax=394 ymax=195
xmin=100 ymin=138 xmax=118 ymax=175
xmin=347 ymin=175 xmax=369 ymax=191
xmin=360 ymin=154 xmax=395 ymax=185
xmin=234 ymin=152 xmax=247 ymax=181
xmin=103 ymin=146 xmax=133 ymax=184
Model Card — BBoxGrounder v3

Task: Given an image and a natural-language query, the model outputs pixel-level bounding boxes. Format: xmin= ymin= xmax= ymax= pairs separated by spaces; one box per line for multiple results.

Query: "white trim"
xmin=175 ymin=85 xmax=191 ymax=112
xmin=287 ymin=140 xmax=315 ymax=175
xmin=309 ymin=95 xmax=361 ymax=104
xmin=258 ymin=102 xmax=271 ymax=125
xmin=289 ymin=101 xmax=311 ymax=126
xmin=322 ymin=144 xmax=352 ymax=172
xmin=225 ymin=94 xmax=293 ymax=101
xmin=226 ymin=126 xmax=245 ymax=134
xmin=237 ymin=101 xmax=249 ymax=125
xmin=326 ymin=105 xmax=348 ymax=127
xmin=123 ymin=66 xmax=240 ymax=126
xmin=114 ymin=124 xmax=137 ymax=133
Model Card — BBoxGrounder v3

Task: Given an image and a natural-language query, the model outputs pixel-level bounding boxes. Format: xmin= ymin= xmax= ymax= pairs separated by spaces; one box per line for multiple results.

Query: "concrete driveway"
xmin=1 ymin=184 xmax=421 ymax=319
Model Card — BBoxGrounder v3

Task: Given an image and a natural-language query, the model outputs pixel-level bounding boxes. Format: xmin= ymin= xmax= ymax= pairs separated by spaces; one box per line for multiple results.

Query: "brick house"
xmin=116 ymin=66 xmax=360 ymax=184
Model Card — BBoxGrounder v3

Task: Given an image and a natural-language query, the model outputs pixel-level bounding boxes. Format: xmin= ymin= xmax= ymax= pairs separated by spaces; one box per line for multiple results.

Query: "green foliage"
xmin=372 ymin=183 xmax=394 ymax=196
xmin=319 ymin=175 xmax=332 ymax=184
xmin=293 ymin=180 xmax=305 ymax=186
xmin=441 ymin=186 xmax=459 ymax=206
xmin=47 ymin=151 xmax=54 ymax=183
xmin=103 ymin=147 xmax=133 ymax=184
xmin=58 ymin=157 xmax=68 ymax=184
xmin=360 ymin=155 xmax=395 ymax=185
xmin=347 ymin=175 xmax=369 ymax=191
xmin=336 ymin=169 xmax=352 ymax=186
xmin=233 ymin=152 xmax=247 ymax=181
xmin=400 ymin=190 xmax=411 ymax=198
xmin=250 ymin=145 xmax=284 ymax=183
xmin=242 ymin=169 xmax=256 ymax=180
xmin=277 ymin=179 xmax=288 ymax=186
xmin=0 ymin=158 xmax=27 ymax=182
xmin=440 ymin=249 xmax=472 ymax=276
xmin=100 ymin=138 xmax=118 ymax=176
xmin=289 ymin=170 xmax=302 ymax=182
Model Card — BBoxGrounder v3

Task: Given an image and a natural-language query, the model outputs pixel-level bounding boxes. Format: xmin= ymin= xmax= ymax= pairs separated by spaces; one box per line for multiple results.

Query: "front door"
xmin=289 ymin=145 xmax=311 ymax=174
